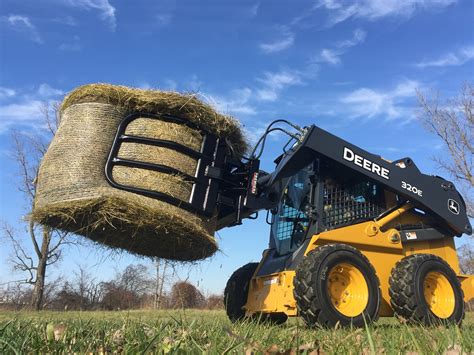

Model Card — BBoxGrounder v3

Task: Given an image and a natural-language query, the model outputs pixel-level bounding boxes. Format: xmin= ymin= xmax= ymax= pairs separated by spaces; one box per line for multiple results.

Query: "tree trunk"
xmin=157 ymin=262 xmax=167 ymax=309
xmin=153 ymin=259 xmax=160 ymax=309
xmin=30 ymin=227 xmax=51 ymax=310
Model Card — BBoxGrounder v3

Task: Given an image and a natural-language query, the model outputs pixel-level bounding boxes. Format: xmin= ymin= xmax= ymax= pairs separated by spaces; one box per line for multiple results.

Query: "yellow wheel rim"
xmin=327 ymin=263 xmax=369 ymax=317
xmin=423 ymin=271 xmax=455 ymax=319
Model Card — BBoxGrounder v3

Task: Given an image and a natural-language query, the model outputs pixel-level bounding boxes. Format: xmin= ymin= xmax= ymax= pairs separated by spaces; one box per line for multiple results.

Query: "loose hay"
xmin=31 ymin=84 xmax=247 ymax=261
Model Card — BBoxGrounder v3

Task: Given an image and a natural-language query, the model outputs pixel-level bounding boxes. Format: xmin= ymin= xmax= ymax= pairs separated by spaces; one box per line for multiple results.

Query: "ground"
xmin=0 ymin=310 xmax=472 ymax=353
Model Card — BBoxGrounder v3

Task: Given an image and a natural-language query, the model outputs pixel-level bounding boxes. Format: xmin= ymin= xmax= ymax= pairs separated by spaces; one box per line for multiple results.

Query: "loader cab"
xmin=270 ymin=166 xmax=312 ymax=256
xmin=270 ymin=160 xmax=388 ymax=256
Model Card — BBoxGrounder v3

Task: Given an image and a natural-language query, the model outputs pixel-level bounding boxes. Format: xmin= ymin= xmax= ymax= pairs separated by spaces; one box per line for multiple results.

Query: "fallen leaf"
xmin=265 ymin=344 xmax=280 ymax=354
xmin=298 ymin=342 xmax=316 ymax=351
xmin=53 ymin=323 xmax=67 ymax=341
xmin=445 ymin=344 xmax=462 ymax=355
xmin=245 ymin=346 xmax=256 ymax=355
xmin=112 ymin=329 xmax=124 ymax=346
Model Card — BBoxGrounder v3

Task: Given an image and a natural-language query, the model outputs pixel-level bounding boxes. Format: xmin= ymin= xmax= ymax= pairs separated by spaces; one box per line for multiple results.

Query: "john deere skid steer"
xmin=105 ymin=114 xmax=473 ymax=327
xmin=216 ymin=121 xmax=473 ymax=327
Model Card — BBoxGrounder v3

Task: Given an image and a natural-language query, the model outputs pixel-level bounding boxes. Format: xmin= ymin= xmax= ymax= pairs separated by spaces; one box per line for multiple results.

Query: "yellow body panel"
xmin=459 ymin=275 xmax=474 ymax=303
xmin=244 ymin=205 xmax=473 ymax=317
xmin=245 ymin=271 xmax=297 ymax=316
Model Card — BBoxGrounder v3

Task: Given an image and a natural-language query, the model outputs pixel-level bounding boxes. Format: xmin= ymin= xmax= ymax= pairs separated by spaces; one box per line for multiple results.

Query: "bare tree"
xmin=417 ymin=84 xmax=474 ymax=275
xmin=458 ymin=244 xmax=474 ymax=274
xmin=49 ymin=267 xmax=102 ymax=310
xmin=98 ymin=264 xmax=153 ymax=310
xmin=417 ymin=83 xmax=473 ymax=216
xmin=205 ymin=294 xmax=224 ymax=309
xmin=2 ymin=103 xmax=76 ymax=310
xmin=119 ymin=264 xmax=151 ymax=294
xmin=153 ymin=258 xmax=170 ymax=309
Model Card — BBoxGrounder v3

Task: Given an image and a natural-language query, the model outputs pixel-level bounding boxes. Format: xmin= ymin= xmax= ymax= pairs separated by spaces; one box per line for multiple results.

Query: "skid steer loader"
xmin=105 ymin=115 xmax=473 ymax=327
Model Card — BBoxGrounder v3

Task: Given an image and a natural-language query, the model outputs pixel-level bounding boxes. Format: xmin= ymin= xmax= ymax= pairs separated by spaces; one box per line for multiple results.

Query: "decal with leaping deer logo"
xmin=448 ymin=199 xmax=460 ymax=215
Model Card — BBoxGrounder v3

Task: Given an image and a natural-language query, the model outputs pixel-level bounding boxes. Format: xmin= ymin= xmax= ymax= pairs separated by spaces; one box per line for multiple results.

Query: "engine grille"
xmin=322 ymin=182 xmax=385 ymax=229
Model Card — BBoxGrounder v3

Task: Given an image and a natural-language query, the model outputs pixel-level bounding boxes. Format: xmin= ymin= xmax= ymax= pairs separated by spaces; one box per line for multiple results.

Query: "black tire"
xmin=224 ymin=263 xmax=258 ymax=322
xmin=293 ymin=244 xmax=381 ymax=328
xmin=389 ymin=254 xmax=465 ymax=325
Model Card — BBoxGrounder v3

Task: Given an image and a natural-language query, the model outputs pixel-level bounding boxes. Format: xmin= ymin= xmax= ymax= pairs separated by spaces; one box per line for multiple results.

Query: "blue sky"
xmin=0 ymin=0 xmax=473 ymax=294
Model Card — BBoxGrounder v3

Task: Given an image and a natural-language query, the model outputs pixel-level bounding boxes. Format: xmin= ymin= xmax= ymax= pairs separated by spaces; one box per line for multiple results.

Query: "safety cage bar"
xmin=104 ymin=112 xmax=228 ymax=216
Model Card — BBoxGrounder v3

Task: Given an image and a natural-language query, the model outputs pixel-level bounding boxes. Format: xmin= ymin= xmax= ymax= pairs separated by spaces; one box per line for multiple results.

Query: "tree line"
xmin=0 ymin=263 xmax=223 ymax=311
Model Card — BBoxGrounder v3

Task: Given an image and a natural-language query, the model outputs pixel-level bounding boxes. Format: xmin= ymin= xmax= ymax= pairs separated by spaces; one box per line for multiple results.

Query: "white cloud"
xmin=256 ymin=70 xmax=303 ymax=102
xmin=53 ymin=15 xmax=77 ymax=26
xmin=37 ymin=84 xmax=64 ymax=98
xmin=341 ymin=79 xmax=419 ymax=120
xmin=316 ymin=0 xmax=457 ymax=26
xmin=337 ymin=28 xmax=366 ymax=47
xmin=0 ymin=100 xmax=44 ymax=133
xmin=319 ymin=49 xmax=341 ymax=65
xmin=249 ymin=2 xmax=260 ymax=17
xmin=186 ymin=75 xmax=203 ymax=92
xmin=0 ymin=84 xmax=65 ymax=133
xmin=58 ymin=35 xmax=82 ymax=51
xmin=260 ymin=32 xmax=295 ymax=54
xmin=242 ymin=120 xmax=271 ymax=145
xmin=416 ymin=46 xmax=474 ymax=68
xmin=66 ymin=0 xmax=116 ymax=30
xmin=256 ymin=89 xmax=278 ymax=102
xmin=0 ymin=87 xmax=16 ymax=100
xmin=156 ymin=14 xmax=172 ymax=27
xmin=204 ymin=88 xmax=256 ymax=115
xmin=136 ymin=80 xmax=177 ymax=91
xmin=1 ymin=14 xmax=42 ymax=43
xmin=316 ymin=29 xmax=366 ymax=65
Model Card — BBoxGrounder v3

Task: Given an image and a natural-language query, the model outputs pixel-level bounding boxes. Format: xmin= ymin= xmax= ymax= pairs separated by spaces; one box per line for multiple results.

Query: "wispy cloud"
xmin=136 ymin=80 xmax=177 ymax=91
xmin=316 ymin=0 xmax=457 ymax=26
xmin=341 ymin=79 xmax=420 ymax=120
xmin=242 ymin=120 xmax=272 ymax=145
xmin=315 ymin=29 xmax=366 ymax=65
xmin=0 ymin=87 xmax=16 ymax=100
xmin=186 ymin=75 xmax=203 ymax=92
xmin=156 ymin=14 xmax=172 ymax=27
xmin=53 ymin=15 xmax=77 ymax=26
xmin=65 ymin=0 xmax=116 ymax=31
xmin=0 ymin=101 xmax=44 ymax=133
xmin=37 ymin=84 xmax=64 ymax=98
xmin=204 ymin=88 xmax=256 ymax=116
xmin=58 ymin=35 xmax=82 ymax=51
xmin=416 ymin=46 xmax=474 ymax=68
xmin=256 ymin=70 xmax=303 ymax=102
xmin=249 ymin=2 xmax=260 ymax=17
xmin=1 ymin=14 xmax=42 ymax=43
xmin=260 ymin=30 xmax=295 ymax=54
xmin=0 ymin=84 xmax=65 ymax=134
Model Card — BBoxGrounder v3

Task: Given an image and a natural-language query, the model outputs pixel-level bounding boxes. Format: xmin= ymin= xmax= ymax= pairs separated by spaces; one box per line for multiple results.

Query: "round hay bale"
xmin=31 ymin=83 xmax=247 ymax=261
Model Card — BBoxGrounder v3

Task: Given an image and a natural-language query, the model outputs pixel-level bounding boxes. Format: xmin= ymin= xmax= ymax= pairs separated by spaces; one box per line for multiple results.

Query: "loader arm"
xmin=216 ymin=125 xmax=472 ymax=237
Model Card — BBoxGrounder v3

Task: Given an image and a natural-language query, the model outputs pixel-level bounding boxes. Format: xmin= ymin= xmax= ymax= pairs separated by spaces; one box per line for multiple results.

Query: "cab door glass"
xmin=271 ymin=168 xmax=311 ymax=255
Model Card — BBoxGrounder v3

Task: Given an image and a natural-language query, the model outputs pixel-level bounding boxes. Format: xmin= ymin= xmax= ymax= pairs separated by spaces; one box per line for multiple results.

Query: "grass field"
xmin=0 ymin=310 xmax=472 ymax=354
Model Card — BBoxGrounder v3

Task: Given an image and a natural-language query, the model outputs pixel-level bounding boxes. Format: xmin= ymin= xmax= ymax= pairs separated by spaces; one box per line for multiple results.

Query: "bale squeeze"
xmin=31 ymin=84 xmax=247 ymax=261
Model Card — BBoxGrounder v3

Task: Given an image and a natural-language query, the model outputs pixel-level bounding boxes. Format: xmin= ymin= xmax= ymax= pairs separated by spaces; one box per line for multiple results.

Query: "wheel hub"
xmin=327 ymin=262 xmax=368 ymax=317
xmin=423 ymin=271 xmax=455 ymax=319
